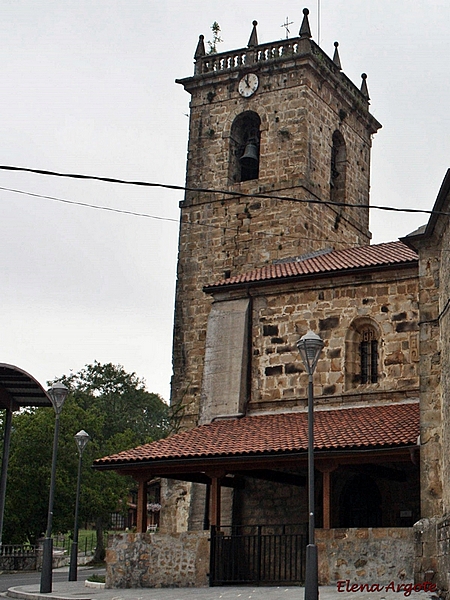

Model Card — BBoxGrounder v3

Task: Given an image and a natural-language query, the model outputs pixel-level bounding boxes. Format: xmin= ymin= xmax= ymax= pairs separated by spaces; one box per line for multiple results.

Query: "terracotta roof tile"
xmin=206 ymin=241 xmax=418 ymax=289
xmin=94 ymin=403 xmax=419 ymax=467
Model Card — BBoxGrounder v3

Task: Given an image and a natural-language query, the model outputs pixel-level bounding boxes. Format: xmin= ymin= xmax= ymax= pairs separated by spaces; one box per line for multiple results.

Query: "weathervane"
xmin=281 ymin=16 xmax=293 ymax=39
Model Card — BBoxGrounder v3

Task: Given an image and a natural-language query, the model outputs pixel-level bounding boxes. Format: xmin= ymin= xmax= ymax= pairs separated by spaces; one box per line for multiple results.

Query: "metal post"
xmin=40 ymin=411 xmax=61 ymax=593
xmin=305 ymin=374 xmax=318 ymax=600
xmin=0 ymin=407 xmax=13 ymax=546
xmin=297 ymin=331 xmax=323 ymax=600
xmin=68 ymin=430 xmax=89 ymax=582
xmin=68 ymin=450 xmax=83 ymax=581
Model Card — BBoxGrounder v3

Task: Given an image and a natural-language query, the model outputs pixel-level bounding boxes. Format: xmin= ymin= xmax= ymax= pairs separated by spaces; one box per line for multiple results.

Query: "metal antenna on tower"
xmin=318 ymin=0 xmax=321 ymax=44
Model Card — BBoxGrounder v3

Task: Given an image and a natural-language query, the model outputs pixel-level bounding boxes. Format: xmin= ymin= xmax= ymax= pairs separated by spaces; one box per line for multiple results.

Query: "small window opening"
xmin=360 ymin=329 xmax=378 ymax=384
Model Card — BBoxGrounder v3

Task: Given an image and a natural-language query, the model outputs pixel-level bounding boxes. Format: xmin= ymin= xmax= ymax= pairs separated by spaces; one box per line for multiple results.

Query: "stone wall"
xmin=106 ymin=532 xmax=209 ymax=588
xmin=249 ymin=269 xmax=419 ymax=411
xmin=317 ymin=527 xmax=414 ymax=585
xmin=415 ymin=515 xmax=450 ymax=599
xmin=439 ymin=218 xmax=450 ymax=515
xmin=105 ymin=528 xmax=413 ymax=588
xmin=169 ymin=26 xmax=381 ymax=535
xmin=171 ymin=30 xmax=380 ymax=434
xmin=234 ymin=467 xmax=419 ymax=532
xmin=415 ymin=239 xmax=443 ymax=519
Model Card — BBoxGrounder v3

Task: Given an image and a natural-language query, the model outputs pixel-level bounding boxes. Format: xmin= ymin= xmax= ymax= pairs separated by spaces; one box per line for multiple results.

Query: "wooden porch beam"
xmin=107 ymin=447 xmax=416 ymax=481
xmin=344 ymin=463 xmax=409 ymax=482
xmin=162 ymin=472 xmax=244 ymax=488
xmin=235 ymin=469 xmax=306 ymax=487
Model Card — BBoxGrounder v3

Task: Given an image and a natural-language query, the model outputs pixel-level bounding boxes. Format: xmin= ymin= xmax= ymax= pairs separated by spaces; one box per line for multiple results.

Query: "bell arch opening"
xmin=330 ymin=130 xmax=347 ymax=206
xmin=229 ymin=111 xmax=261 ymax=183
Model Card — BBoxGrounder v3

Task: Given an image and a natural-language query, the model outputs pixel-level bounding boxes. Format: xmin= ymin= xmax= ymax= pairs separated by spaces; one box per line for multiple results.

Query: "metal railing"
xmin=52 ymin=532 xmax=96 ymax=555
xmin=209 ymin=524 xmax=307 ymax=586
xmin=0 ymin=544 xmax=38 ymax=571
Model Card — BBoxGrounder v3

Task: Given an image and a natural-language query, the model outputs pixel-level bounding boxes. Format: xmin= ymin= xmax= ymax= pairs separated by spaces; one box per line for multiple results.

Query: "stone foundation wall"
xmin=106 ymin=528 xmax=414 ymax=589
xmin=317 ymin=527 xmax=414 ymax=585
xmin=105 ymin=531 xmax=209 ymax=588
xmin=415 ymin=516 xmax=450 ymax=598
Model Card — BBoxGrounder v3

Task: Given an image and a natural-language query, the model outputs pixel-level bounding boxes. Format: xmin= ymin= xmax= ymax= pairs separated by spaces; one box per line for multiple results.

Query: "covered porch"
xmin=94 ymin=402 xmax=420 ymax=587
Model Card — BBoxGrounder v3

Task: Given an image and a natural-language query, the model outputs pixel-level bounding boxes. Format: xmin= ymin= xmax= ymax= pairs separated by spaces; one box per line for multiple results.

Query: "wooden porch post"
xmin=319 ymin=463 xmax=336 ymax=530
xmin=136 ymin=478 xmax=148 ymax=533
xmin=207 ymin=472 xmax=226 ymax=530
xmin=210 ymin=476 xmax=221 ymax=529
xmin=322 ymin=470 xmax=331 ymax=529
xmin=203 ymin=483 xmax=211 ymax=530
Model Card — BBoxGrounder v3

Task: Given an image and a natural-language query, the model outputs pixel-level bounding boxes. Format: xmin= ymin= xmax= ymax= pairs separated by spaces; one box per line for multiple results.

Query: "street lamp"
xmin=297 ymin=331 xmax=324 ymax=600
xmin=40 ymin=382 xmax=69 ymax=594
xmin=69 ymin=430 xmax=90 ymax=581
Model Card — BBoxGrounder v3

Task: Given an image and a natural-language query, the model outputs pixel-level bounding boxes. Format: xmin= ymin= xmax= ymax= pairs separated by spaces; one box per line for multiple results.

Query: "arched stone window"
xmin=360 ymin=328 xmax=378 ymax=384
xmin=345 ymin=318 xmax=380 ymax=389
xmin=229 ymin=111 xmax=261 ymax=183
xmin=330 ymin=130 xmax=347 ymax=205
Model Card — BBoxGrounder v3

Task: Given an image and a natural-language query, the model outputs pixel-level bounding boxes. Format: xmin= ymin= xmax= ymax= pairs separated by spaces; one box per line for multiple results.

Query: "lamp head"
xmin=48 ymin=382 xmax=69 ymax=414
xmin=296 ymin=330 xmax=324 ymax=376
xmin=74 ymin=430 xmax=90 ymax=454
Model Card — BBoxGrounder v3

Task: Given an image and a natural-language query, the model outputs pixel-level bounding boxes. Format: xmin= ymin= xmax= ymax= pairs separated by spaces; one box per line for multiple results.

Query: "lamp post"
xmin=297 ymin=331 xmax=324 ymax=600
xmin=69 ymin=430 xmax=90 ymax=581
xmin=40 ymin=382 xmax=69 ymax=594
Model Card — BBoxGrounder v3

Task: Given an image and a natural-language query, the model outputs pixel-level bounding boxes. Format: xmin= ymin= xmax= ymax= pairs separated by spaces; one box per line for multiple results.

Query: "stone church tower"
xmin=172 ymin=9 xmax=381 ymax=424
xmin=166 ymin=9 xmax=382 ymax=531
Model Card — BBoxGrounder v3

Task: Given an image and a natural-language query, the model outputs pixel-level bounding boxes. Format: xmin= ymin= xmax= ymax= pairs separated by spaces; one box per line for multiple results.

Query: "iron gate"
xmin=209 ymin=525 xmax=307 ymax=586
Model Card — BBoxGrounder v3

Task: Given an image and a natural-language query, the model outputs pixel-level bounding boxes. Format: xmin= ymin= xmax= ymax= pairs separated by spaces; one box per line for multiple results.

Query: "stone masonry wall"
xmin=169 ymin=34 xmax=380 ymax=534
xmin=248 ymin=268 xmax=419 ymax=411
xmin=172 ymin=42 xmax=379 ymax=431
xmin=104 ymin=528 xmax=413 ymax=588
xmin=172 ymin=192 xmax=370 ymax=431
xmin=415 ymin=240 xmax=442 ymax=519
xmin=414 ymin=518 xmax=439 ymax=589
xmin=235 ymin=466 xmax=419 ymax=531
xmin=106 ymin=532 xmax=209 ymax=588
xmin=439 ymin=218 xmax=450 ymax=515
xmin=317 ymin=527 xmax=414 ymax=585
xmin=437 ymin=517 xmax=450 ymax=598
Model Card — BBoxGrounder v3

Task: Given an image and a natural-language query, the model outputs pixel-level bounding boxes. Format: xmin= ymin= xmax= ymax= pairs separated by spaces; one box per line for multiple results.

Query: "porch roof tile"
xmin=205 ymin=241 xmax=418 ymax=289
xmin=94 ymin=402 xmax=419 ymax=467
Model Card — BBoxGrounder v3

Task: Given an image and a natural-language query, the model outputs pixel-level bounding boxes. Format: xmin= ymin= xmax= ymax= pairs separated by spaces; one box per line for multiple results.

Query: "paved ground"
xmin=4 ymin=580 xmax=439 ymax=600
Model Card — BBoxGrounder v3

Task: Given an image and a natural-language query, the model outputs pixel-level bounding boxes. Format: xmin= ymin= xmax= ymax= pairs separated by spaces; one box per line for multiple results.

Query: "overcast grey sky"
xmin=0 ymin=1 xmax=447 ymax=402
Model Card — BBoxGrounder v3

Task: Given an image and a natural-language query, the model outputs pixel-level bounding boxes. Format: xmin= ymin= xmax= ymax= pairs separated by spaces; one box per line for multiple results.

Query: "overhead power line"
xmin=0 ymin=184 xmax=353 ymax=248
xmin=0 ymin=164 xmax=446 ymax=217
xmin=0 ymin=186 xmax=180 ymax=224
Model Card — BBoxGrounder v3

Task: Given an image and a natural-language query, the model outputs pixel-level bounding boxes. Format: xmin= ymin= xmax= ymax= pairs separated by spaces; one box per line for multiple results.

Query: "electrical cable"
xmin=0 ymin=185 xmax=361 ymax=248
xmin=0 ymin=165 xmax=447 ymax=217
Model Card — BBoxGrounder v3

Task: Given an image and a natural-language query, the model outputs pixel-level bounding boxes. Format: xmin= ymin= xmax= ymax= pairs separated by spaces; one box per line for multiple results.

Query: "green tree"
xmin=2 ymin=362 xmax=169 ymax=557
xmin=207 ymin=21 xmax=223 ymax=54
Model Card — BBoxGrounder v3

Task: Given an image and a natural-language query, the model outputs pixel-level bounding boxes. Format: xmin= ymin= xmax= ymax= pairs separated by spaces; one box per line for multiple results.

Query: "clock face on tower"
xmin=238 ymin=73 xmax=259 ymax=97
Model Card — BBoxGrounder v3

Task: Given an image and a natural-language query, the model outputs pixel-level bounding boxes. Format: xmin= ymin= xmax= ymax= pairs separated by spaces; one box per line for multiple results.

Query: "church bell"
xmin=240 ymin=141 xmax=259 ymax=168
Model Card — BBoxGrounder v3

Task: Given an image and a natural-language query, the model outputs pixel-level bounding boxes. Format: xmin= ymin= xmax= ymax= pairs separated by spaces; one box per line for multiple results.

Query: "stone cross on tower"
xmin=281 ymin=16 xmax=294 ymax=39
